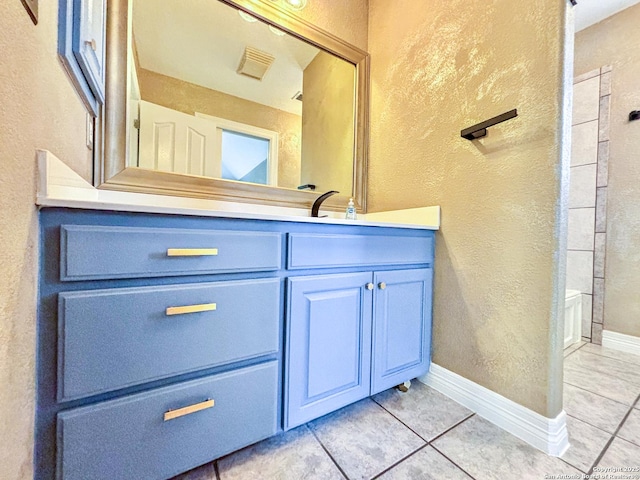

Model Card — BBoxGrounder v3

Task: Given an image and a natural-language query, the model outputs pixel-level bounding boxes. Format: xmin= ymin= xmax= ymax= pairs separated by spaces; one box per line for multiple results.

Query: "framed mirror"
xmin=99 ymin=0 xmax=369 ymax=212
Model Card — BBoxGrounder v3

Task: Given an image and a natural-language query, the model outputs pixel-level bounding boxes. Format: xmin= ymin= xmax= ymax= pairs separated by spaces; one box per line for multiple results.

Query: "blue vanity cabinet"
xmin=285 ymin=272 xmax=374 ymax=429
xmin=37 ymin=208 xmax=435 ymax=479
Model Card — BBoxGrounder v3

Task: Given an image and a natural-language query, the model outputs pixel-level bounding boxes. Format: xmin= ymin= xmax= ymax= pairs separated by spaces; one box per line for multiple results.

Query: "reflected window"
xmin=221 ymin=130 xmax=270 ymax=184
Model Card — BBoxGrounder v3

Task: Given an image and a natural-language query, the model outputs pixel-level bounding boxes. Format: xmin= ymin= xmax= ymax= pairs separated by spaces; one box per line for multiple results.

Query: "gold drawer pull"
xmin=166 ymin=303 xmax=217 ymax=316
xmin=166 ymin=248 xmax=218 ymax=257
xmin=164 ymin=399 xmax=214 ymax=422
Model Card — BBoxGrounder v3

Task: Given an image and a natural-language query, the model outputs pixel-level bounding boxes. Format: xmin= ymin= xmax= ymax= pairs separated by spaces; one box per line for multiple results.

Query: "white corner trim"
xmin=602 ymin=330 xmax=640 ymax=356
xmin=418 ymin=364 xmax=569 ymax=457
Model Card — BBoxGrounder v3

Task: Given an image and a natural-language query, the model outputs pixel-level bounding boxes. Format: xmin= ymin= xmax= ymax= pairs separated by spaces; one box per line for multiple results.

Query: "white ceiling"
xmin=574 ymin=0 xmax=640 ymax=31
xmin=133 ymin=0 xmax=321 ymax=115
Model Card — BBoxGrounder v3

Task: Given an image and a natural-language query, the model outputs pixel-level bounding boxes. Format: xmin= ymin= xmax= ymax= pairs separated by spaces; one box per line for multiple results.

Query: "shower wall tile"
xmin=599 ymin=72 xmax=612 ymax=97
xmin=595 ymin=188 xmax=608 ymax=232
xmin=593 ymin=278 xmax=605 ymax=324
xmin=570 ymin=164 xmax=597 ymax=208
xmin=573 ymin=76 xmax=600 ymax=125
xmin=572 ymin=67 xmax=610 ymax=343
xmin=571 ymin=121 xmax=599 ymax=166
xmin=566 ymin=250 xmax=594 ymax=294
xmin=581 ymin=294 xmax=593 ymax=338
xmin=599 ymin=95 xmax=611 ymax=142
xmin=568 ymin=208 xmax=595 ymax=250
xmin=594 ymin=233 xmax=606 ymax=278
xmin=592 ymin=323 xmax=603 ymax=345
xmin=597 ymin=141 xmax=609 ymax=187
xmin=574 ymin=68 xmax=601 ymax=85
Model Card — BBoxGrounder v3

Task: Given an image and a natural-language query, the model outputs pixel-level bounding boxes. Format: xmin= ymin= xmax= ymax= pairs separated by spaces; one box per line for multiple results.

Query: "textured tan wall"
xmin=138 ymin=68 xmax=302 ymax=188
xmin=575 ymin=5 xmax=640 ymax=338
xmin=368 ymin=0 xmax=567 ymax=416
xmin=301 ymin=52 xmax=356 ymax=193
xmin=0 ymin=2 xmax=92 ymax=479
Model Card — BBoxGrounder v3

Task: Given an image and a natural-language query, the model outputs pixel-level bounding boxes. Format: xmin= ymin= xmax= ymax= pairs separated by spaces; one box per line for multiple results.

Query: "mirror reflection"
xmin=127 ymin=0 xmax=357 ymax=194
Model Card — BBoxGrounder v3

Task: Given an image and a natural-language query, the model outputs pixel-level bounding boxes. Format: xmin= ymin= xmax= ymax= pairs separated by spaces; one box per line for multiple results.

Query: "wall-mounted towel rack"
xmin=461 ymin=109 xmax=518 ymax=140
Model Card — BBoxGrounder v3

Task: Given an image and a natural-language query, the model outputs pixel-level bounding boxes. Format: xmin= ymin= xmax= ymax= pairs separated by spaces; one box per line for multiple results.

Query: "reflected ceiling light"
xmin=238 ymin=10 xmax=258 ymax=22
xmin=284 ymin=0 xmax=307 ymax=10
xmin=268 ymin=25 xmax=286 ymax=36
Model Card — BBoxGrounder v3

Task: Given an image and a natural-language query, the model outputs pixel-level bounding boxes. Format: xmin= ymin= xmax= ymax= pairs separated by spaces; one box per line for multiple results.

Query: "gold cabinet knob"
xmin=378 ymin=282 xmax=386 ymax=290
xmin=366 ymin=283 xmax=374 ymax=290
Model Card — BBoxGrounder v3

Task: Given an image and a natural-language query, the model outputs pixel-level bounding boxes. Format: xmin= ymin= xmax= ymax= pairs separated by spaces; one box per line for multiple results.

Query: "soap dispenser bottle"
xmin=345 ymin=198 xmax=357 ymax=220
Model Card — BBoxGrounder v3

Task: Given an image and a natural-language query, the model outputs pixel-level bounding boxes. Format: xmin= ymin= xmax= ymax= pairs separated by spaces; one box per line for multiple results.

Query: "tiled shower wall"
xmin=568 ymin=66 xmax=611 ymax=345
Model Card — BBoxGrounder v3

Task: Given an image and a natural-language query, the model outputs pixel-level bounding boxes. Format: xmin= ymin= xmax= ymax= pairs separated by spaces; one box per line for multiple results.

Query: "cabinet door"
xmin=371 ymin=268 xmax=432 ymax=395
xmin=285 ymin=272 xmax=373 ymax=429
xmin=72 ymin=0 xmax=106 ymax=102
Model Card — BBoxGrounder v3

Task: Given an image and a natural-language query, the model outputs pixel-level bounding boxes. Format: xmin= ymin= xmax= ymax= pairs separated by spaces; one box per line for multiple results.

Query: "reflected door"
xmin=138 ymin=100 xmax=219 ymax=177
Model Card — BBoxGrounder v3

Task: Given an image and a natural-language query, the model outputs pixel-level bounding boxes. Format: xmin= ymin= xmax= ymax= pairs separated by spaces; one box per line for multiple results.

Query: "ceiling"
xmin=574 ymin=0 xmax=640 ymax=31
xmin=133 ymin=0 xmax=322 ymax=115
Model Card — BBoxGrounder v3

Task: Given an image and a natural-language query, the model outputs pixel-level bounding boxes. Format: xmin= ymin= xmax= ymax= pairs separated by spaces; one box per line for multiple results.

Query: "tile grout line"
xmin=564 ymin=342 xmax=588 ymax=359
xmin=367 ymin=397 xmax=476 ymax=478
xmin=429 ymin=444 xmax=478 ymax=480
xmin=565 ymin=353 xmax=640 ymax=389
xmin=427 ymin=413 xmax=476 ymax=444
xmin=565 ymin=412 xmax=620 ymax=436
xmin=554 ymin=454 xmax=588 ymax=475
xmin=563 ymin=380 xmax=636 ymax=407
xmin=578 ymin=348 xmax=640 ymax=367
xmin=304 ymin=424 xmax=350 ymax=480
xmin=371 ymin=394 xmax=476 ymax=446
xmin=369 ymin=444 xmax=430 ymax=480
xmin=370 ymin=396 xmax=435 ymax=443
xmin=567 ymin=365 xmax=640 ymax=390
xmin=572 ymin=118 xmax=600 ymax=128
xmin=586 ymin=393 xmax=640 ymax=477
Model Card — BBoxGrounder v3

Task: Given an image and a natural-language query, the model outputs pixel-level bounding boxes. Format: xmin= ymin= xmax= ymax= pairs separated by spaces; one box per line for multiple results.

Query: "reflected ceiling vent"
xmin=237 ymin=46 xmax=275 ymax=81
xmin=292 ymin=91 xmax=303 ymax=101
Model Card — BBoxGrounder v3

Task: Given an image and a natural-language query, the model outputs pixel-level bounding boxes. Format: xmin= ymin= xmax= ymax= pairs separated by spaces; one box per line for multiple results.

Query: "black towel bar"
xmin=461 ymin=109 xmax=518 ymax=140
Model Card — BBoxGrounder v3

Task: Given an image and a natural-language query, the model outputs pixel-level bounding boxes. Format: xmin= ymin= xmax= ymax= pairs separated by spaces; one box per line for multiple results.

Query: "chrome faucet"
xmin=311 ymin=191 xmax=339 ymax=217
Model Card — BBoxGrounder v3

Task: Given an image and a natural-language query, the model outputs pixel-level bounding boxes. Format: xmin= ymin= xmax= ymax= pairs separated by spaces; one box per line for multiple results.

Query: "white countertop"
xmin=36 ymin=150 xmax=440 ymax=230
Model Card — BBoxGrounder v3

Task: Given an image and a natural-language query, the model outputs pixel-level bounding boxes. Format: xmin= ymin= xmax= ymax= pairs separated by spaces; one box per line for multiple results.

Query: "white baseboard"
xmin=418 ymin=364 xmax=569 ymax=457
xmin=602 ymin=330 xmax=640 ymax=356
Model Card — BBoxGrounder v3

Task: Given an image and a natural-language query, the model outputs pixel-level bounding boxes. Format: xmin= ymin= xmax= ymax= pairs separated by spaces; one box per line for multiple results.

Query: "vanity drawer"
xmin=287 ymin=233 xmax=433 ymax=269
xmin=60 ymin=225 xmax=282 ymax=281
xmin=57 ymin=361 xmax=278 ymax=480
xmin=58 ymin=278 xmax=280 ymax=401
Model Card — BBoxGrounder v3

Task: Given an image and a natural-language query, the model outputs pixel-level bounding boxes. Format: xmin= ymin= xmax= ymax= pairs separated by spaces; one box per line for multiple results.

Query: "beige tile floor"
xmin=175 ymin=343 xmax=640 ymax=480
